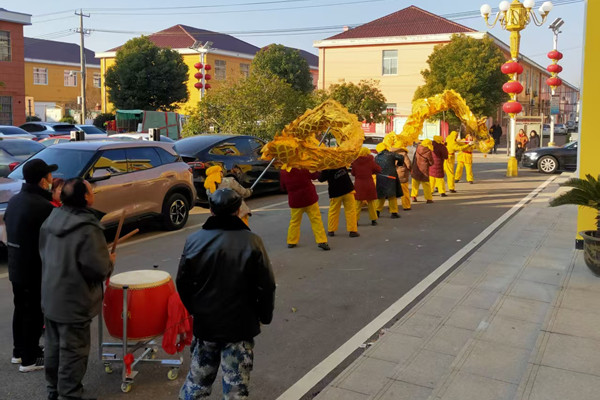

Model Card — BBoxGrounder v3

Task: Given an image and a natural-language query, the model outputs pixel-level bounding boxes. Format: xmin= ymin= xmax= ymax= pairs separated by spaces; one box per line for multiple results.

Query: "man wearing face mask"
xmin=4 ymin=159 xmax=57 ymax=372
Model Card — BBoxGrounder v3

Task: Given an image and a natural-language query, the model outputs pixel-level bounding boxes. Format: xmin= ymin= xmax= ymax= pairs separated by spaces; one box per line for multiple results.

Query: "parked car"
xmin=39 ymin=134 xmax=111 ymax=147
xmin=566 ymin=121 xmax=577 ymax=132
xmin=19 ymin=122 xmax=77 ymax=140
xmin=521 ymin=141 xmax=577 ymax=174
xmin=75 ymin=124 xmax=106 ymax=134
xmin=554 ymin=124 xmax=568 ymax=135
xmin=542 ymin=124 xmax=551 ymax=137
xmin=363 ymin=135 xmax=384 ymax=154
xmin=0 ymin=141 xmax=196 ymax=246
xmin=174 ymin=135 xmax=280 ymax=203
xmin=0 ymin=139 xmax=45 ymax=177
xmin=0 ymin=125 xmax=36 ymax=140
xmin=109 ymin=133 xmax=175 ymax=142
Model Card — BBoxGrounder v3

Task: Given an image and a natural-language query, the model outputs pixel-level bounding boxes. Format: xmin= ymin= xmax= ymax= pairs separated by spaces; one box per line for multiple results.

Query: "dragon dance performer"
xmin=454 ymin=133 xmax=476 ymax=184
xmin=280 ymin=168 xmax=330 ymax=251
xmin=374 ymin=143 xmax=404 ymax=218
xmin=351 ymin=147 xmax=382 ymax=225
xmin=429 ymin=135 xmax=449 ymax=197
xmin=396 ymin=147 xmax=412 ymax=211
xmin=411 ymin=139 xmax=434 ymax=203
xmin=204 ymin=165 xmax=253 ymax=226
xmin=444 ymin=131 xmax=471 ymax=193
xmin=319 ymin=167 xmax=359 ymax=237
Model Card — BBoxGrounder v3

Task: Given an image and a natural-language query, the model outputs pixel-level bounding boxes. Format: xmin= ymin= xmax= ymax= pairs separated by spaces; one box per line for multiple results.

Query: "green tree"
xmin=251 ymin=44 xmax=313 ymax=93
xmin=314 ymin=79 xmax=387 ymax=123
xmin=414 ymin=34 xmax=508 ymax=127
xmin=184 ymin=72 xmax=311 ymax=140
xmin=105 ymin=37 xmax=189 ymax=111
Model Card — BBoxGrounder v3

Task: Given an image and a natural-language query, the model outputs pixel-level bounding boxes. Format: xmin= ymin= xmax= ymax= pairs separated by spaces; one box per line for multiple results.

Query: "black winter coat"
xmin=318 ymin=168 xmax=354 ymax=198
xmin=4 ymin=183 xmax=53 ymax=284
xmin=176 ymin=215 xmax=276 ymax=342
xmin=375 ymin=150 xmax=404 ymax=198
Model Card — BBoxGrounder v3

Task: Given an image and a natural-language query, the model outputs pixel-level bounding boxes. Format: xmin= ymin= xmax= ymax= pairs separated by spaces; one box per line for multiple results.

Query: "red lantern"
xmin=204 ymin=74 xmax=212 ymax=81
xmin=205 ymin=83 xmax=211 ymax=90
xmin=194 ymin=62 xmax=203 ymax=70
xmin=502 ymin=81 xmax=524 ymax=94
xmin=546 ymin=77 xmax=563 ymax=87
xmin=503 ymin=101 xmax=523 ymax=114
xmin=204 ymin=65 xmax=212 ymax=71
xmin=194 ymin=82 xmax=203 ymax=89
xmin=194 ymin=72 xmax=203 ymax=80
xmin=501 ymin=61 xmax=524 ymax=75
xmin=547 ymin=50 xmax=563 ymax=60
xmin=546 ymin=64 xmax=563 ymax=73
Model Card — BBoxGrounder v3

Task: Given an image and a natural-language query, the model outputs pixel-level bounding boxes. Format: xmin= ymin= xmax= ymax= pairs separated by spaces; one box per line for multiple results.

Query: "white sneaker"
xmin=19 ymin=357 xmax=44 ymax=372
xmin=11 ymin=357 xmax=22 ymax=364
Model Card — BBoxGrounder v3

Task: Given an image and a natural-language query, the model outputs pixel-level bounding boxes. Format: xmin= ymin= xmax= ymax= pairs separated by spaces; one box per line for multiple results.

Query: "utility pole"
xmin=75 ymin=9 xmax=90 ymax=124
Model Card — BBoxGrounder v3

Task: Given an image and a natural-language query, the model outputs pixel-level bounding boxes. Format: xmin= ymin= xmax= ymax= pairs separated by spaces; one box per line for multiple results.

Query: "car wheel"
xmin=538 ymin=155 xmax=558 ymax=174
xmin=162 ymin=193 xmax=189 ymax=230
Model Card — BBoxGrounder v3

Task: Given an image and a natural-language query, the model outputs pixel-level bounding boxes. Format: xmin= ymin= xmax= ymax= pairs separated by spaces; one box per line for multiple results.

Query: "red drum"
xmin=103 ymin=270 xmax=175 ymax=340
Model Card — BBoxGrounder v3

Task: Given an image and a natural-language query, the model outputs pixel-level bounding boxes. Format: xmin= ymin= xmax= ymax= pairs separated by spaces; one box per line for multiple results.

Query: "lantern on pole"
xmin=546 ymin=17 xmax=564 ymax=147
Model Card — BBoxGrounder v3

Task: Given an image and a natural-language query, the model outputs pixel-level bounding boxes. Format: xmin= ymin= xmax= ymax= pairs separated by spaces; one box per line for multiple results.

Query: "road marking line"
xmin=275 ymin=175 xmax=557 ymax=400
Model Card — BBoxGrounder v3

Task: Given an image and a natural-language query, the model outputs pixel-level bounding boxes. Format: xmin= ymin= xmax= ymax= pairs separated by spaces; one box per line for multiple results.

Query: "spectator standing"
xmin=351 ymin=147 xmax=382 ymax=225
xmin=177 ymin=189 xmax=276 ymax=400
xmin=4 ymin=159 xmax=56 ymax=372
xmin=204 ymin=165 xmax=252 ymax=226
xmin=527 ymin=130 xmax=540 ymax=150
xmin=490 ymin=121 xmax=503 ymax=154
xmin=39 ymin=178 xmax=114 ymax=400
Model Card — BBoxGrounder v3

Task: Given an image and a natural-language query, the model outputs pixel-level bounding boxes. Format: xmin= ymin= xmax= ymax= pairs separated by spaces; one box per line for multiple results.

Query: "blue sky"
xmin=5 ymin=0 xmax=586 ymax=86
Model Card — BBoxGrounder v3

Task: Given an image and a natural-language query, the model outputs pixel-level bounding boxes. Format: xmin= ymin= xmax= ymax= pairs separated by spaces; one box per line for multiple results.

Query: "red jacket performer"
xmin=280 ymin=168 xmax=330 ymax=251
xmin=351 ymin=147 xmax=382 ymax=225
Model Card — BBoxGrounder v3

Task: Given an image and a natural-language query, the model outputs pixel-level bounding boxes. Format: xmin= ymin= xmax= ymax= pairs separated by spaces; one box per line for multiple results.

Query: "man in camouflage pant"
xmin=176 ymin=189 xmax=276 ymax=399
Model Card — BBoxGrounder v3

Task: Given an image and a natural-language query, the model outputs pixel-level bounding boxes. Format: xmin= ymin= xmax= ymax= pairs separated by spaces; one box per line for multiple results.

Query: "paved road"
xmin=0 ymin=155 xmax=552 ymax=399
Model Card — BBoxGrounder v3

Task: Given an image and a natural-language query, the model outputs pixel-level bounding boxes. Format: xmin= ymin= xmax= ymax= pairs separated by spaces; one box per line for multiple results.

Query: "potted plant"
xmin=550 ymin=174 xmax=600 ymax=275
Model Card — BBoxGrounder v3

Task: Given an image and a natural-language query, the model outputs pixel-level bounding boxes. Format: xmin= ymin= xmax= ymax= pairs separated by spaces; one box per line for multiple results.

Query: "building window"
xmin=0 ymin=31 xmax=10 ymax=62
xmin=240 ymin=63 xmax=250 ymax=78
xmin=93 ymin=73 xmax=101 ymax=88
xmin=382 ymin=50 xmax=398 ymax=75
xmin=64 ymin=70 xmax=78 ymax=87
xmin=33 ymin=68 xmax=48 ymax=85
xmin=0 ymin=96 xmax=13 ymax=125
xmin=215 ymin=60 xmax=226 ymax=80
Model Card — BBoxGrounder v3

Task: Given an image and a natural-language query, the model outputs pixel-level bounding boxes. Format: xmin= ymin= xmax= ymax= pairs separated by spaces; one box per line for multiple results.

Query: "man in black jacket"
xmin=4 ymin=159 xmax=56 ymax=372
xmin=40 ymin=177 xmax=114 ymax=400
xmin=177 ymin=188 xmax=275 ymax=400
xmin=319 ymin=167 xmax=359 ymax=237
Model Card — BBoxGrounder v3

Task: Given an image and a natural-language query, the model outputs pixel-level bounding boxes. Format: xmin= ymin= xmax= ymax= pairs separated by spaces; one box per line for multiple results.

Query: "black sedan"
xmin=174 ymin=135 xmax=281 ymax=203
xmin=521 ymin=141 xmax=577 ymax=174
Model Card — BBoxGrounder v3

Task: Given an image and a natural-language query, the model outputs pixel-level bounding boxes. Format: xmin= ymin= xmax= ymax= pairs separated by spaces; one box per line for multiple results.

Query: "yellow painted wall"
xmin=577 ymin=0 xmax=600 ymax=236
xmin=100 ymin=53 xmax=252 ymax=114
xmin=25 ymin=61 xmax=101 ymax=109
xmin=319 ymin=43 xmax=436 ymax=115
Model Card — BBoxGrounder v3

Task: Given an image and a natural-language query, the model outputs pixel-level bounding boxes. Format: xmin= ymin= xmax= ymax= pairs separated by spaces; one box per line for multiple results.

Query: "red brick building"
xmin=0 ymin=8 xmax=31 ymax=126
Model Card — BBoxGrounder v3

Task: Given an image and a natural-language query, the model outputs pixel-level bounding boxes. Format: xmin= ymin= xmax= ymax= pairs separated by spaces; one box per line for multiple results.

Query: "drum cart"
xmin=98 ymin=284 xmax=183 ymax=393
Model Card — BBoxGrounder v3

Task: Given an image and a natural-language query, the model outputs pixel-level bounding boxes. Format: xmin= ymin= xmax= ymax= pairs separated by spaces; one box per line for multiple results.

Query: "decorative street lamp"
xmin=480 ymin=0 xmax=553 ymax=177
xmin=546 ymin=17 xmax=564 ymax=147
xmin=189 ymin=41 xmax=213 ymax=100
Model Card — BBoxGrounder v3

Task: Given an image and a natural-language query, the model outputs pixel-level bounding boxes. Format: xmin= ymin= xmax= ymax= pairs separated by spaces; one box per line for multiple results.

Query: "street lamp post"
xmin=547 ymin=17 xmax=564 ymax=147
xmin=481 ymin=0 xmax=553 ymax=177
xmin=189 ymin=41 xmax=213 ymax=101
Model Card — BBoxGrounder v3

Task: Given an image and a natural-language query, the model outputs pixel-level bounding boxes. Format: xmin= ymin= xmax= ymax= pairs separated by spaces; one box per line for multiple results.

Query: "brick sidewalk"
xmin=315 ymin=174 xmax=600 ymax=400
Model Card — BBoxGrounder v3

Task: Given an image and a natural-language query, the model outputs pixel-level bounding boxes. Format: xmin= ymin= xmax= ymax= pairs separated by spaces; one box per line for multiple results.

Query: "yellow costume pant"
xmin=444 ymin=153 xmax=456 ymax=191
xmin=400 ymin=182 xmax=411 ymax=210
xmin=429 ymin=176 xmax=446 ymax=194
xmin=376 ymin=197 xmax=399 ymax=213
xmin=287 ymin=202 xmax=327 ymax=245
xmin=355 ymin=200 xmax=378 ymax=222
xmin=410 ymin=178 xmax=433 ymax=201
xmin=328 ymin=193 xmax=357 ymax=233
xmin=454 ymin=152 xmax=474 ymax=182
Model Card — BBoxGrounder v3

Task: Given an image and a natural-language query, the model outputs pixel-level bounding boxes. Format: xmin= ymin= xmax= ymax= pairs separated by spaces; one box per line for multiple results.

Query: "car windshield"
xmin=174 ymin=136 xmax=226 ymax=156
xmin=8 ymin=147 xmax=96 ymax=180
xmin=79 ymin=125 xmax=105 ymax=134
xmin=563 ymin=141 xmax=577 ymax=149
xmin=0 ymin=140 xmax=44 ymax=156
xmin=364 ymin=136 xmax=383 ymax=145
xmin=0 ymin=126 xmax=30 ymax=135
xmin=52 ymin=124 xmax=76 ymax=132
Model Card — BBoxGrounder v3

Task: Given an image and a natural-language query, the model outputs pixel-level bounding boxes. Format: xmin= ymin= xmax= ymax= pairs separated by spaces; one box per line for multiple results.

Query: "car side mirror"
xmin=88 ymin=169 xmax=111 ymax=182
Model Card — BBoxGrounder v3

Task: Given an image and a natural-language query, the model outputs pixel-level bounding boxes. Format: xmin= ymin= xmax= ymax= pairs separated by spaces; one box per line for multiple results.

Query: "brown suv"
xmin=0 ymin=141 xmax=195 ymax=246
